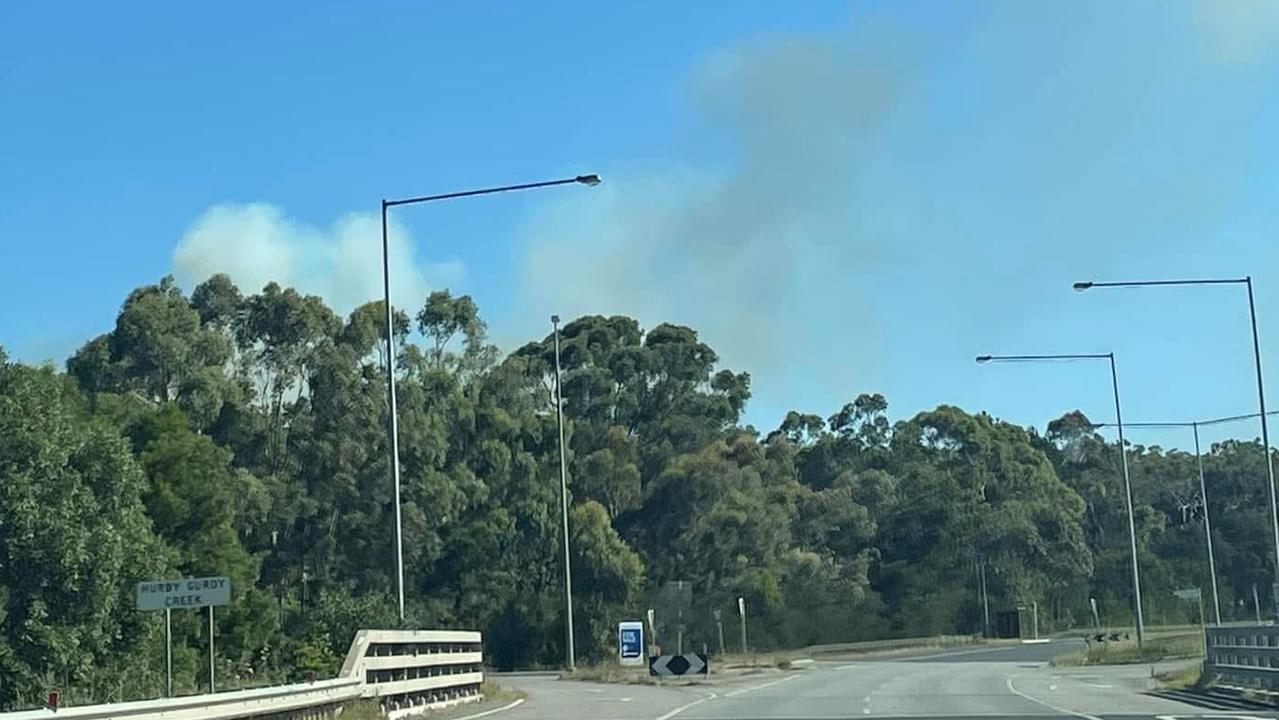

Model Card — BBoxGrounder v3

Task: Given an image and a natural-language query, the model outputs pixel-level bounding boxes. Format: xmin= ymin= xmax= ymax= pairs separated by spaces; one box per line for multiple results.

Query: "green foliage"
xmin=5 ymin=272 xmax=1263 ymax=708
xmin=290 ymin=634 xmax=341 ymax=680
xmin=0 ymin=361 xmax=169 ymax=708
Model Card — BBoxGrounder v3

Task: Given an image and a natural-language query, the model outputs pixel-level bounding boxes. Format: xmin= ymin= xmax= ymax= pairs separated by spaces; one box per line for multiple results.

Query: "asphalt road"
xmin=492 ymin=640 xmax=1276 ymax=720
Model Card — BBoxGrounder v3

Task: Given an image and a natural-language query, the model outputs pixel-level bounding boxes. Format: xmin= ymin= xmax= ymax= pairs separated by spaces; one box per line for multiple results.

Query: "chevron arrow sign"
xmin=649 ymin=653 xmax=709 ymax=677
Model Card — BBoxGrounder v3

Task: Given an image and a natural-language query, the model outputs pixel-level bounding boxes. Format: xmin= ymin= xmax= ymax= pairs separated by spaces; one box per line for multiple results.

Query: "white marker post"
xmin=165 ymin=608 xmax=172 ymax=697
xmin=737 ymin=597 xmax=748 ymax=654
xmin=208 ymin=605 xmax=216 ymax=692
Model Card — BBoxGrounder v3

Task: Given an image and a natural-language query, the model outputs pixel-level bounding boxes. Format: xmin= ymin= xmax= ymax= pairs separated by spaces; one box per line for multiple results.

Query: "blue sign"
xmin=618 ymin=621 xmax=644 ymax=665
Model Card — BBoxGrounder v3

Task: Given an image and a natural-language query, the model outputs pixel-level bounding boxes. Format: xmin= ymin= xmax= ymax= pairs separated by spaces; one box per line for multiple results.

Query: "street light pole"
xmin=552 ymin=314 xmax=576 ymax=671
xmin=975 ymin=352 xmax=1144 ymax=646
xmin=380 ymin=174 xmax=601 ymax=621
xmin=1106 ymin=353 xmax=1144 ymax=646
xmin=1246 ymin=277 xmax=1279 ymax=585
xmin=1193 ymin=422 xmax=1223 ymax=625
xmin=1074 ymin=277 xmax=1279 ymax=593
xmin=380 ymin=200 xmax=406 ymax=623
xmin=1094 ymin=410 xmax=1279 ymax=624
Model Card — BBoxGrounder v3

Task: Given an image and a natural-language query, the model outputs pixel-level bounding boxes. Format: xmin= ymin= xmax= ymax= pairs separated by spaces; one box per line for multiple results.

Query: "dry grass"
xmin=803 ymin=635 xmax=984 ymax=659
xmin=480 ymin=678 xmax=526 ymax=702
xmin=334 ymin=680 xmax=523 ymax=718
xmin=718 ymin=652 xmax=797 ymax=669
xmin=335 ymin=700 xmax=384 ymax=719
xmin=1154 ymin=664 xmax=1204 ymax=690
xmin=1052 ymin=633 xmax=1204 ymax=666
xmin=565 ymin=664 xmax=661 ymax=685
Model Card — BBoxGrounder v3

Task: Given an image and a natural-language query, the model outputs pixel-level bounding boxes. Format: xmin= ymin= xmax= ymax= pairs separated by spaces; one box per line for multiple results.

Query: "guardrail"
xmin=344 ymin=630 xmax=484 ymax=718
xmin=1204 ymin=624 xmax=1279 ymax=693
xmin=0 ymin=629 xmax=483 ymax=720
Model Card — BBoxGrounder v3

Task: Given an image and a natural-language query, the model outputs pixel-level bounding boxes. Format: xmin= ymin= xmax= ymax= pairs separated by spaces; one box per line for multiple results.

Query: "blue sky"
xmin=4 ymin=1 xmax=1279 ymax=447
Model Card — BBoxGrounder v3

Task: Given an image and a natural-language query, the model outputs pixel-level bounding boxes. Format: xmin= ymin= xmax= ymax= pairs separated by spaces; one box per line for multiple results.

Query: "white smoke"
xmin=172 ymin=203 xmax=463 ymax=314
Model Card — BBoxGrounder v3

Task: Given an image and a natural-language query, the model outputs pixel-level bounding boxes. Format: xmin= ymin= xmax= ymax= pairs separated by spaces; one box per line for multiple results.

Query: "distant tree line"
xmin=1 ymin=274 xmax=1275 ymax=707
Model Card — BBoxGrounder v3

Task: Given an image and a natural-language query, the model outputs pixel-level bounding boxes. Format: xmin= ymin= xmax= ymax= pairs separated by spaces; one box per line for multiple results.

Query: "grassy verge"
xmin=802 ymin=635 xmax=983 ymax=658
xmin=718 ymin=652 xmax=800 ymax=669
xmin=480 ymin=678 xmax=526 ymax=702
xmin=1051 ymin=633 xmax=1204 ymax=666
xmin=1154 ymin=664 xmax=1203 ymax=690
xmin=335 ymin=700 xmax=384 ymax=720
xmin=336 ymin=680 xmax=524 ymax=718
xmin=565 ymin=665 xmax=661 ymax=685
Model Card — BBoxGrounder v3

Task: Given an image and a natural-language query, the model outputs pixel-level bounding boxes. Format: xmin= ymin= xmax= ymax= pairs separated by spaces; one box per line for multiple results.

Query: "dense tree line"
xmin=2 ymin=274 xmax=1277 ymax=707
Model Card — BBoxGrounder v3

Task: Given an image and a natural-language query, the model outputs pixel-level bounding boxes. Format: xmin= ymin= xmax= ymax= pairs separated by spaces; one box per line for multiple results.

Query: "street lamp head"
xmin=575 ymin=174 xmax=602 ymax=186
xmin=551 ymin=314 xmax=561 ymax=324
xmin=1072 ymin=281 xmax=1094 ymax=292
xmin=975 ymin=355 xmax=993 ymax=364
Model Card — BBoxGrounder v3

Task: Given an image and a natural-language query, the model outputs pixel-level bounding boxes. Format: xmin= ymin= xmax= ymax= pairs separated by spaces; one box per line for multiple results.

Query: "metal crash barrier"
xmin=343 ymin=630 xmax=484 ymax=718
xmin=1204 ymin=625 xmax=1279 ymax=693
xmin=0 ymin=629 xmax=483 ymax=720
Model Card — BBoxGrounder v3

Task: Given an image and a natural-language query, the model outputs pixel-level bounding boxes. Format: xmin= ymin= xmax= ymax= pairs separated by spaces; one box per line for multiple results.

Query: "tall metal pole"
xmin=1076 ymin=277 xmax=1279 ymax=608
xmin=381 ymin=201 xmax=406 ymax=623
xmin=376 ymin=175 xmax=599 ymax=621
xmin=1247 ymin=277 xmax=1279 ymax=593
xmin=1109 ymin=353 xmax=1145 ymax=647
xmin=1193 ymin=423 xmax=1222 ymax=625
xmin=552 ymin=315 xmax=576 ymax=671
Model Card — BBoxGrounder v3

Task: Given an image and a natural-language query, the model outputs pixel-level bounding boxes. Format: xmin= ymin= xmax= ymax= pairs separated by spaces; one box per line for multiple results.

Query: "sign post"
xmin=737 ymin=597 xmax=747 ymax=654
xmin=208 ymin=605 xmax=216 ymax=693
xmin=137 ymin=576 xmax=231 ymax=695
xmin=165 ymin=608 xmax=173 ymax=697
xmin=618 ymin=621 xmax=644 ymax=667
xmin=713 ymin=609 xmax=724 ymax=656
xmin=1173 ymin=588 xmax=1206 ymax=655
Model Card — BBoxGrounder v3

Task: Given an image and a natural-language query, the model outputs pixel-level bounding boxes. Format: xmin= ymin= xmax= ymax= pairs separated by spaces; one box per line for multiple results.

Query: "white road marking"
xmin=654 ymin=692 xmax=716 ymax=720
xmin=862 ymin=709 xmax=870 ymax=715
xmin=1005 ymin=674 xmax=1102 ymax=720
xmin=1081 ymin=682 xmax=1113 ymax=688
xmin=620 ymin=697 xmax=632 ymax=702
xmin=1049 ymin=684 xmax=1058 ymax=690
xmin=450 ymin=698 xmax=525 ymax=720
xmin=723 ymin=673 xmax=803 ymax=697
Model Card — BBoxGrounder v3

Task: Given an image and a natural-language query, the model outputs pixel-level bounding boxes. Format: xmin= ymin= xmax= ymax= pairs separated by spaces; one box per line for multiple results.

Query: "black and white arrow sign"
xmin=649 ymin=653 xmax=708 ymax=677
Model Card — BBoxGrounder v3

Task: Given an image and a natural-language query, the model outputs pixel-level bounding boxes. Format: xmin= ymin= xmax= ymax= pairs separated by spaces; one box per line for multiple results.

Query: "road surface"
xmin=491 ymin=640 xmax=1274 ymax=720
